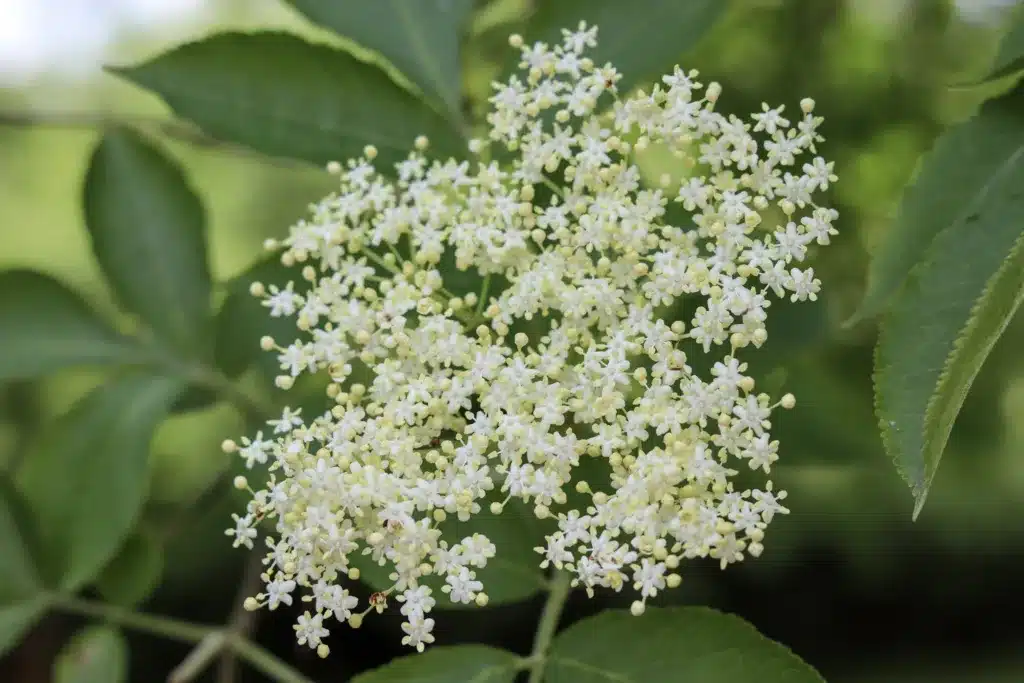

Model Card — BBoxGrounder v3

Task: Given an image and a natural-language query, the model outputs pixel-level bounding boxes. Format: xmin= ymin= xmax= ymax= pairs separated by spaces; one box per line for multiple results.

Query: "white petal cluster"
xmin=224 ymin=22 xmax=837 ymax=653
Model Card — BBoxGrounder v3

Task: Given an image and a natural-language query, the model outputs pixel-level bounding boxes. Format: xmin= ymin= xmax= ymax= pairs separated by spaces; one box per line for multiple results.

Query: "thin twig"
xmin=48 ymin=593 xmax=315 ymax=683
xmin=217 ymin=550 xmax=266 ymax=683
xmin=48 ymin=593 xmax=213 ymax=645
xmin=525 ymin=571 xmax=572 ymax=683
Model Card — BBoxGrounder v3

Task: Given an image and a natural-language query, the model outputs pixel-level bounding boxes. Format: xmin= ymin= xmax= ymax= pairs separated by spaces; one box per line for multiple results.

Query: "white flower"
xmin=401 ymin=615 xmax=436 ymax=652
xmin=265 ymin=576 xmax=297 ymax=610
xmin=226 ymin=22 xmax=836 ymax=652
xmin=226 ymin=514 xmax=257 ymax=549
xmin=294 ymin=612 xmax=329 ymax=647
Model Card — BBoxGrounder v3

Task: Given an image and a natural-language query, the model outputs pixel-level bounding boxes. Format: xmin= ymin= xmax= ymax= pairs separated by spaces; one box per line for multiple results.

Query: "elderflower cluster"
xmin=222 ymin=22 xmax=837 ymax=654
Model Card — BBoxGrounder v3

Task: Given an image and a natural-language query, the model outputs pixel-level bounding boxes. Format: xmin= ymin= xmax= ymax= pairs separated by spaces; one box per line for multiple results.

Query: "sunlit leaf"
xmin=111 ymin=32 xmax=466 ymax=167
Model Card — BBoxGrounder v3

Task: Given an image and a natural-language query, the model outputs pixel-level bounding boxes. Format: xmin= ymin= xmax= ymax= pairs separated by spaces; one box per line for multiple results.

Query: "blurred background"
xmin=2 ymin=0 xmax=1024 ymax=681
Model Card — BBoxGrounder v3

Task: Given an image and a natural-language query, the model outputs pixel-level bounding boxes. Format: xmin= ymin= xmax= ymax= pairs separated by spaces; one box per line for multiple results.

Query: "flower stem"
xmin=526 ymin=571 xmax=572 ymax=683
xmin=48 ymin=594 xmax=315 ymax=683
xmin=231 ymin=635 xmax=316 ymax=683
xmin=477 ymin=274 xmax=492 ymax=315
xmin=48 ymin=593 xmax=212 ymax=644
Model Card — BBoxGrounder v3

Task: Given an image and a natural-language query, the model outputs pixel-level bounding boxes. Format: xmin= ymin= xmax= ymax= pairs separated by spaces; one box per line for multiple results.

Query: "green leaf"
xmin=0 ymin=485 xmax=46 ymax=656
xmin=982 ymin=9 xmax=1024 ymax=83
xmin=0 ymin=270 xmax=148 ymax=382
xmin=111 ymin=32 xmax=466 ymax=168
xmin=84 ymin=129 xmax=212 ymax=358
xmin=93 ymin=526 xmax=164 ymax=607
xmin=213 ymin=254 xmax=307 ymax=379
xmin=353 ymin=500 xmax=547 ymax=608
xmin=854 ymin=89 xmax=1024 ymax=323
xmin=546 ymin=607 xmax=824 ymax=683
xmin=54 ymin=627 xmax=128 ymax=683
xmin=876 ymin=236 xmax=1024 ymax=516
xmin=351 ymin=645 xmax=520 ymax=683
xmin=286 ymin=0 xmax=474 ymax=121
xmin=873 ymin=87 xmax=1024 ymax=517
xmin=521 ymin=0 xmax=725 ymax=95
xmin=18 ymin=374 xmax=184 ymax=591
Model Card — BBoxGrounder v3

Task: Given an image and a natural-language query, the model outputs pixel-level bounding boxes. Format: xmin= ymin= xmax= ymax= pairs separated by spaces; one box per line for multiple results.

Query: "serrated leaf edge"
xmin=915 ymin=228 xmax=1024 ymax=516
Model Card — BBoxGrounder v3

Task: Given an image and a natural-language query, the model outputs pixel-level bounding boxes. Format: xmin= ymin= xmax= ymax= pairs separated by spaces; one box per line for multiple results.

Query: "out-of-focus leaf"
xmin=353 ymin=500 xmax=547 ymax=608
xmin=980 ymin=9 xmax=1024 ymax=83
xmin=854 ymin=88 xmax=1024 ymax=323
xmin=351 ymin=645 xmax=520 ymax=683
xmin=0 ymin=270 xmax=150 ymax=381
xmin=546 ymin=607 xmax=824 ymax=682
xmin=520 ymin=0 xmax=725 ymax=95
xmin=18 ymin=374 xmax=183 ymax=591
xmin=0 ymin=485 xmax=46 ymax=656
xmin=111 ymin=32 xmax=466 ymax=168
xmin=873 ymin=89 xmax=1024 ymax=517
xmin=213 ymin=254 xmax=306 ymax=380
xmin=54 ymin=626 xmax=128 ymax=683
xmin=93 ymin=526 xmax=164 ymax=607
xmin=285 ymin=0 xmax=473 ymax=121
xmin=84 ymin=129 xmax=212 ymax=358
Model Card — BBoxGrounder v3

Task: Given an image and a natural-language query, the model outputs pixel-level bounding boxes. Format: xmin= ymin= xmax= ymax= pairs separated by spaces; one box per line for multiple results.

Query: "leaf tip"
xmin=911 ymin=488 xmax=929 ymax=521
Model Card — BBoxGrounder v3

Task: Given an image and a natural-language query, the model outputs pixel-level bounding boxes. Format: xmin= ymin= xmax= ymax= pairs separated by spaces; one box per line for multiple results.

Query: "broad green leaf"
xmin=0 ymin=270 xmax=149 ymax=381
xmin=84 ymin=129 xmax=212 ymax=358
xmin=546 ymin=607 xmax=824 ymax=683
xmin=351 ymin=645 xmax=520 ymax=683
xmin=874 ymin=89 xmax=1024 ymax=517
xmin=0 ymin=486 xmax=46 ymax=656
xmin=854 ymin=89 xmax=1024 ymax=323
xmin=876 ymin=233 xmax=1024 ymax=517
xmin=286 ymin=0 xmax=474 ymax=121
xmin=93 ymin=526 xmax=164 ymax=607
xmin=521 ymin=0 xmax=725 ymax=95
xmin=111 ymin=32 xmax=466 ymax=168
xmin=353 ymin=500 xmax=548 ymax=608
xmin=982 ymin=9 xmax=1024 ymax=83
xmin=54 ymin=627 xmax=128 ymax=683
xmin=18 ymin=374 xmax=184 ymax=591
xmin=213 ymin=254 xmax=306 ymax=379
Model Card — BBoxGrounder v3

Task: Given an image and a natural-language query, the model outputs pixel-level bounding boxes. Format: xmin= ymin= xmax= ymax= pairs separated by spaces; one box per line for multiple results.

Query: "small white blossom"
xmin=226 ymin=22 xmax=836 ymax=651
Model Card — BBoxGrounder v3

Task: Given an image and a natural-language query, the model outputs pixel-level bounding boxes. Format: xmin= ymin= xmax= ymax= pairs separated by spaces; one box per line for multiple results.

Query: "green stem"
xmin=230 ymin=635 xmax=316 ymax=683
xmin=48 ymin=594 xmax=315 ymax=683
xmin=526 ymin=571 xmax=572 ymax=683
xmin=477 ymin=274 xmax=492 ymax=315
xmin=48 ymin=593 xmax=212 ymax=644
